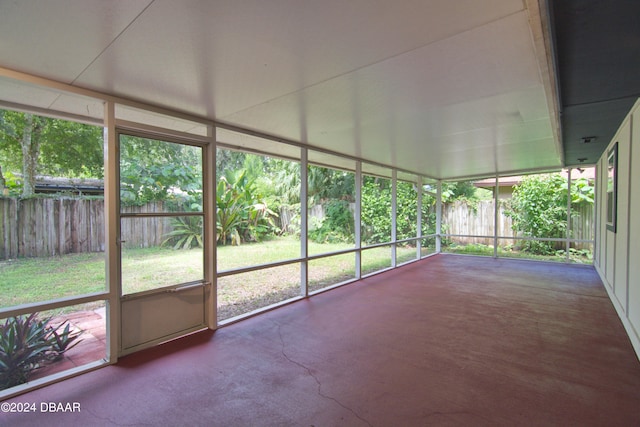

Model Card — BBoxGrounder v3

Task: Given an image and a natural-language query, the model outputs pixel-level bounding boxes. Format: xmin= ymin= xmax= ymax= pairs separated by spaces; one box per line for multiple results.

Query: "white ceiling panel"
xmin=69 ymin=0 xmax=525 ymax=118
xmin=219 ymin=11 xmax=558 ymax=179
xmin=0 ymin=0 xmax=563 ymax=180
xmin=0 ymin=0 xmax=153 ymax=84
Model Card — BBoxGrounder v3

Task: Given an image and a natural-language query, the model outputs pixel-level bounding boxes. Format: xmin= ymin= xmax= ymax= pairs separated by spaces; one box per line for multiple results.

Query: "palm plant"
xmin=216 ymin=170 xmax=277 ymax=245
xmin=216 ymin=175 xmax=246 ymax=245
xmin=162 ymin=216 xmax=204 ymax=249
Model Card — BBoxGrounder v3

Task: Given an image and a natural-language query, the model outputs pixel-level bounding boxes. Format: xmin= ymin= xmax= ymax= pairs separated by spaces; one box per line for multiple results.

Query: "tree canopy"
xmin=119 ymin=135 xmax=202 ymax=207
xmin=0 ymin=110 xmax=103 ymax=196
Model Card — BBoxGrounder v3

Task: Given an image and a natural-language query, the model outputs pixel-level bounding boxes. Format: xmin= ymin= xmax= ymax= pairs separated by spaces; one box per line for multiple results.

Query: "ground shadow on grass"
xmin=217 ymin=271 xmax=363 ymax=321
xmin=218 ymin=286 xmax=301 ymax=322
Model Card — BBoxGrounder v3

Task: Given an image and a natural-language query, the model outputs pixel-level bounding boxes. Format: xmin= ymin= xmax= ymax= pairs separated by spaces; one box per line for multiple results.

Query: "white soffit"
xmin=0 ymin=76 xmax=104 ymax=123
xmin=0 ymin=0 xmax=561 ymax=180
xmin=115 ymin=105 xmax=208 ymax=136
xmin=308 ymin=151 xmax=357 ymax=173
xmin=217 ymin=128 xmax=302 ymax=161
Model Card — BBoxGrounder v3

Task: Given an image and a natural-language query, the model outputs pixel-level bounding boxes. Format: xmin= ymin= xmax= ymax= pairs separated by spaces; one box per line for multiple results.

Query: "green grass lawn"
xmin=2 ymin=237 xmax=412 ymax=311
xmin=442 ymin=242 xmax=593 ymax=264
xmin=4 ymin=237 xmax=589 ymax=318
xmin=0 ymin=253 xmax=107 ymax=309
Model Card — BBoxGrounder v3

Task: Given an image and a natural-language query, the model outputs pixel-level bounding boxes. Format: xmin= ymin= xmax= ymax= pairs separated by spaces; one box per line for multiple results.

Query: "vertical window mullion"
xmin=300 ymin=148 xmax=308 ymax=297
xmin=104 ymin=100 xmax=120 ymax=364
xmin=392 ymin=170 xmax=397 ymax=267
xmin=436 ymin=180 xmax=442 ymax=253
xmin=494 ymin=175 xmax=499 ymax=258
xmin=566 ymin=168 xmax=572 ymax=262
xmin=355 ymin=161 xmax=362 ymax=279
xmin=205 ymin=125 xmax=216 ymax=329
xmin=417 ymin=176 xmax=422 ymax=259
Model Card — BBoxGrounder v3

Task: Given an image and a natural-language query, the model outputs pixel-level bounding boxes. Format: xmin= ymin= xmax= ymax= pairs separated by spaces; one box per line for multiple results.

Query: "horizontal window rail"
xmin=0 ymin=292 xmax=109 ymax=319
xmin=443 ymin=233 xmax=595 ymax=244
xmin=121 ymin=280 xmax=210 ymax=301
xmin=120 ymin=211 xmax=203 ymax=218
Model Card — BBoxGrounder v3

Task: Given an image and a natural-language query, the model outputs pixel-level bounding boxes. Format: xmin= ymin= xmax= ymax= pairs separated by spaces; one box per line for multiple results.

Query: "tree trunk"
xmin=0 ymin=164 xmax=6 ymax=191
xmin=21 ymin=114 xmax=42 ymax=198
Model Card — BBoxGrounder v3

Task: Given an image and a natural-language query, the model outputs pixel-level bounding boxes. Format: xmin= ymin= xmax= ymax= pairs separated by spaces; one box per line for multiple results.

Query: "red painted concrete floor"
xmin=4 ymin=254 xmax=640 ymax=426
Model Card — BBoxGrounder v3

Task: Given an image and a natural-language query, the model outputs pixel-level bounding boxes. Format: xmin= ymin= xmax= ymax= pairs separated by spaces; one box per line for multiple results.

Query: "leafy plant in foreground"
xmin=0 ymin=313 xmax=82 ymax=390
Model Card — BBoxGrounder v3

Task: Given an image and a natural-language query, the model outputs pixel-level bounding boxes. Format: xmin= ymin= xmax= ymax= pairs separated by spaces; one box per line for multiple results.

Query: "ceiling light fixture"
xmin=581 ymin=136 xmax=596 ymax=144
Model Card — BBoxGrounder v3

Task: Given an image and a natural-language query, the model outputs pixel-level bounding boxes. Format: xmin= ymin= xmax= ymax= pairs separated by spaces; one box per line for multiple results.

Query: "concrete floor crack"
xmin=275 ymin=322 xmax=373 ymax=427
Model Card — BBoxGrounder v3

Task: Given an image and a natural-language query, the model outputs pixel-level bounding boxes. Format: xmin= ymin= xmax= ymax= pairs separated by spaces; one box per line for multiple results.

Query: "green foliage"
xmin=0 ymin=313 xmax=82 ymax=389
xmin=571 ymin=177 xmax=594 ymax=204
xmin=216 ymin=149 xmax=247 ymax=181
xmin=396 ymin=182 xmax=418 ymax=239
xmin=505 ymin=174 xmax=570 ymax=255
xmin=420 ymin=190 xmax=438 ymax=236
xmin=309 ymin=200 xmax=354 ymax=243
xmin=216 ymin=169 xmax=278 ymax=245
xmin=308 ymin=166 xmax=355 ymax=205
xmin=270 ymin=159 xmax=301 ymax=205
xmin=360 ymin=178 xmax=435 ymax=245
xmin=217 ymin=177 xmax=246 ymax=245
xmin=441 ymin=181 xmax=477 ymax=203
xmin=1 ymin=170 xmax=21 ymax=196
xmin=162 ymin=216 xmax=203 ymax=249
xmin=119 ymin=135 xmax=202 ymax=207
xmin=445 ymin=243 xmax=493 ymax=256
xmin=0 ymin=110 xmax=104 ymax=196
xmin=47 ymin=321 xmax=82 ymax=356
xmin=361 ymin=176 xmax=392 ymax=244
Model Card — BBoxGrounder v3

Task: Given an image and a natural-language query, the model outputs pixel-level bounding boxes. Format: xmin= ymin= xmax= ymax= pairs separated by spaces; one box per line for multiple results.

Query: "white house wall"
xmin=595 ymin=98 xmax=640 ymax=358
xmin=614 ymin=116 xmax=631 ymax=310
xmin=629 ymin=106 xmax=640 ymax=336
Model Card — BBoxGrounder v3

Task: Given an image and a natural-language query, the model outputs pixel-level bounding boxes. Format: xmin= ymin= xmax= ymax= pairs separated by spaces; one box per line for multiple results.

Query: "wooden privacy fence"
xmin=120 ymin=203 xmax=172 ymax=249
xmin=443 ymin=200 xmax=594 ymax=249
xmin=0 ymin=198 xmax=595 ymax=260
xmin=280 ymin=200 xmax=594 ymax=249
xmin=0 ymin=198 xmax=105 ymax=259
xmin=443 ymin=200 xmax=515 ymax=245
xmin=0 ymin=198 xmax=171 ymax=260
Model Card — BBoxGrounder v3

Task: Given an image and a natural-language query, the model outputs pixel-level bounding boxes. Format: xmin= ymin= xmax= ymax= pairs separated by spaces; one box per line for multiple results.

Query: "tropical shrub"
xmin=163 ymin=216 xmax=204 ymax=249
xmin=361 ymin=177 xmax=392 ymax=244
xmin=158 ymin=168 xmax=280 ymax=247
xmin=505 ymin=174 xmax=570 ymax=255
xmin=396 ymin=182 xmax=418 ymax=240
xmin=309 ymin=200 xmax=354 ymax=243
xmin=216 ymin=169 xmax=278 ymax=245
xmin=0 ymin=313 xmax=82 ymax=390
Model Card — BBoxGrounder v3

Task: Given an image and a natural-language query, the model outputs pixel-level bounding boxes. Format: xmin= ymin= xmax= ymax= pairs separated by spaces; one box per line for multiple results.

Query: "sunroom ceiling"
xmin=0 ymin=0 xmax=561 ymax=180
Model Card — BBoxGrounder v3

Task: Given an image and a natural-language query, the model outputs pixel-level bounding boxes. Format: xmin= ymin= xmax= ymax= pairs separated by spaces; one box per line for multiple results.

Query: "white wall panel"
xmin=614 ymin=119 xmax=631 ymax=308
xmin=596 ymin=99 xmax=640 ymax=358
xmin=628 ymin=107 xmax=640 ymax=332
